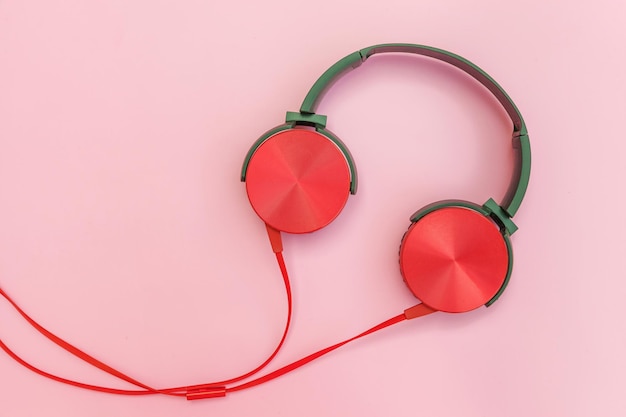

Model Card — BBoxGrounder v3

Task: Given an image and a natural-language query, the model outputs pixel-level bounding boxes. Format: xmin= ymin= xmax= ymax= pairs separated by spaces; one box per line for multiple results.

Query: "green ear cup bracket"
xmin=241 ymin=124 xmax=293 ymax=182
xmin=240 ymin=122 xmax=359 ymax=194
xmin=296 ymin=43 xmax=531 ymax=218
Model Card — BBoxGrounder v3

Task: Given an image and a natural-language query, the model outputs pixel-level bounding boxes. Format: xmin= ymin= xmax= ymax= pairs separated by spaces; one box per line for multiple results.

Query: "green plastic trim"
xmin=299 ymin=43 xmax=530 ymax=217
xmin=485 ymin=234 xmax=513 ymax=307
xmin=241 ymin=124 xmax=293 ymax=182
xmin=483 ymin=198 xmax=518 ymax=235
xmin=286 ymin=111 xmax=327 ymax=129
xmin=409 ymin=199 xmax=514 ymax=307
xmin=409 ymin=199 xmax=489 ymax=223
xmin=240 ymin=124 xmax=358 ymax=195
xmin=317 ymin=127 xmax=358 ymax=194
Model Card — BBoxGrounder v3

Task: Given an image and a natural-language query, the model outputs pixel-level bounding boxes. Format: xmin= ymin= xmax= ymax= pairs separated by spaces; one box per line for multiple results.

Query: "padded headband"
xmin=298 ymin=43 xmax=531 ymax=217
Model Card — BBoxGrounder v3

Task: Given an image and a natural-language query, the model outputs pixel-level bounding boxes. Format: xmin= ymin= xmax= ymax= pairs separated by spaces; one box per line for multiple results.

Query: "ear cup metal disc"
xmin=400 ymin=207 xmax=509 ymax=313
xmin=245 ymin=129 xmax=351 ymax=234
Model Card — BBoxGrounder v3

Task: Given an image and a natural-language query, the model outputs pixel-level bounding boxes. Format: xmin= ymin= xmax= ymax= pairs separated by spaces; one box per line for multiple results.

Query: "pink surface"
xmin=0 ymin=1 xmax=624 ymax=416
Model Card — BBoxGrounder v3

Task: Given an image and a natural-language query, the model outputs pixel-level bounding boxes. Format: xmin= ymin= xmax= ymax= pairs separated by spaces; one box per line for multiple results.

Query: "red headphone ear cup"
xmin=245 ymin=129 xmax=351 ymax=234
xmin=399 ymin=206 xmax=509 ymax=313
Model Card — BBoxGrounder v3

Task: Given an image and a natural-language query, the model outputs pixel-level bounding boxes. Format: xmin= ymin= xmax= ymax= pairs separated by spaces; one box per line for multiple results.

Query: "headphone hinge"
xmin=285 ymin=111 xmax=327 ymax=129
xmin=483 ymin=198 xmax=518 ymax=235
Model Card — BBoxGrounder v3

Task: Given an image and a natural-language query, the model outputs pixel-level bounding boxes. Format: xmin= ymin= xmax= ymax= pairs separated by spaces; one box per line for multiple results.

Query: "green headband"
xmin=298 ymin=43 xmax=530 ymax=217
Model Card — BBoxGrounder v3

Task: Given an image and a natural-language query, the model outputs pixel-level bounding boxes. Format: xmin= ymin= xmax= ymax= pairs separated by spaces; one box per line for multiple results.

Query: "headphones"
xmin=242 ymin=43 xmax=530 ymax=313
xmin=0 ymin=43 xmax=530 ymax=400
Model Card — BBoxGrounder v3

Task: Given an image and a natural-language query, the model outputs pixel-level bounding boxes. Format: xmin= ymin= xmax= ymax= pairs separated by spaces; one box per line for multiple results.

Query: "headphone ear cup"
xmin=244 ymin=128 xmax=352 ymax=234
xmin=399 ymin=203 xmax=511 ymax=313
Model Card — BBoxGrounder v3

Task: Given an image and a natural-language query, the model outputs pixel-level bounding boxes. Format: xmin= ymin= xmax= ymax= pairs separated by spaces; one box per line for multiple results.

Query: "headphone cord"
xmin=0 ymin=247 xmax=436 ymax=399
xmin=184 ymin=303 xmax=436 ymax=399
xmin=0 ymin=251 xmax=293 ymax=397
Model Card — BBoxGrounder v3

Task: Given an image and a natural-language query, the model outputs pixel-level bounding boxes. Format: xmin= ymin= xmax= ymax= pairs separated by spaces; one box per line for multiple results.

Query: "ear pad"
xmin=245 ymin=129 xmax=351 ymax=234
xmin=399 ymin=206 xmax=509 ymax=313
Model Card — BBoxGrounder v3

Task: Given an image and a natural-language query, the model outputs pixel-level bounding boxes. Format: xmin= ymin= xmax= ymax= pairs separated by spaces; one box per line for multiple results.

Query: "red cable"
xmin=0 ymin=338 xmax=180 ymax=396
xmin=190 ymin=252 xmax=293 ymax=387
xmin=0 ymin=243 xmax=435 ymax=399
xmin=0 ymin=251 xmax=293 ymax=397
xmin=224 ymin=313 xmax=407 ymax=395
xmin=0 ymin=286 xmax=166 ymax=394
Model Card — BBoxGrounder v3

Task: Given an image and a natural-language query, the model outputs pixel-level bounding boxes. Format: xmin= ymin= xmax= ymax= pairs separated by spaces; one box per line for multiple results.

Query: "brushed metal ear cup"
xmin=399 ymin=206 xmax=509 ymax=313
xmin=244 ymin=129 xmax=351 ymax=234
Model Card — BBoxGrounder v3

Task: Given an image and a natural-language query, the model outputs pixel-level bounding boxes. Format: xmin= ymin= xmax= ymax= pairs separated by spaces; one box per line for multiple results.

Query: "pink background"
xmin=0 ymin=1 xmax=624 ymax=416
